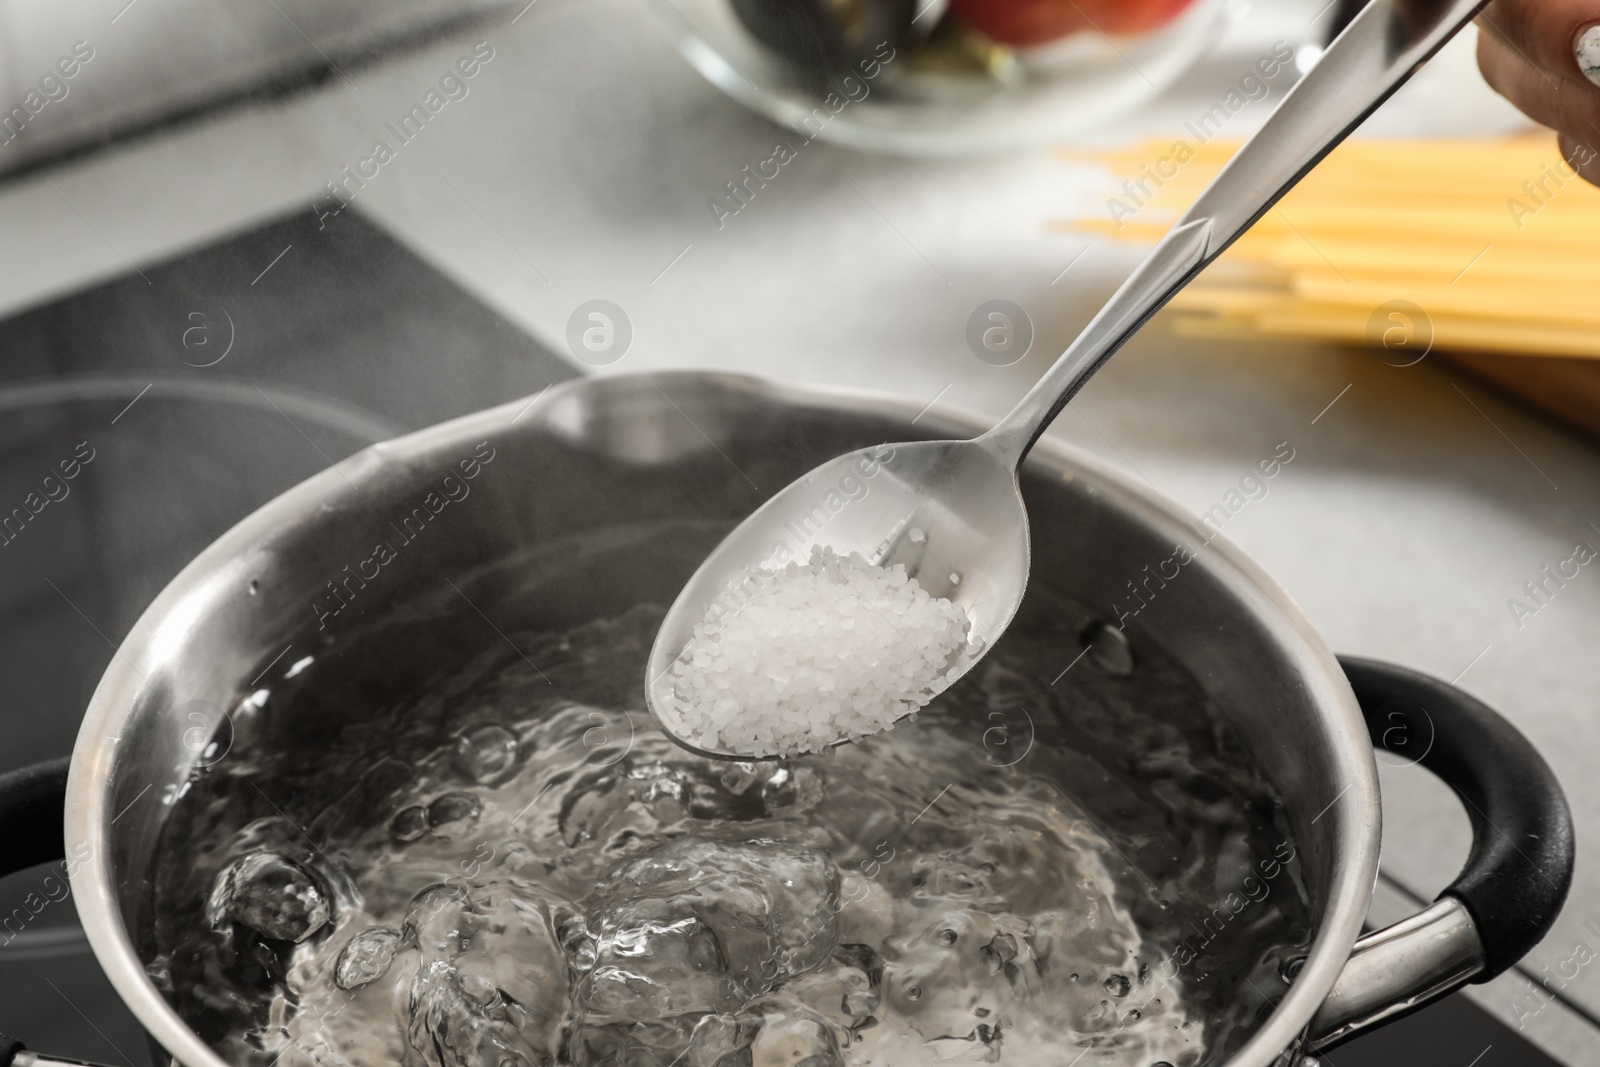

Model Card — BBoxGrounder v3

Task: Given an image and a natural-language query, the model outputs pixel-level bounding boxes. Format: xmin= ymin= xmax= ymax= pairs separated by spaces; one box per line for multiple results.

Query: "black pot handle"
xmin=0 ymin=757 xmax=98 ymax=1067
xmin=1311 ymin=656 xmax=1575 ymax=1047
xmin=0 ymin=757 xmax=69 ymax=879
xmin=1341 ymin=656 xmax=1574 ymax=977
xmin=0 ymin=758 xmax=130 ymax=1067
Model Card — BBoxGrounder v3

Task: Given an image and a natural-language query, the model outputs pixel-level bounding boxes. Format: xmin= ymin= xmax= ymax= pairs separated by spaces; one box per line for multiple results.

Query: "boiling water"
xmin=152 ymin=588 xmax=1311 ymax=1067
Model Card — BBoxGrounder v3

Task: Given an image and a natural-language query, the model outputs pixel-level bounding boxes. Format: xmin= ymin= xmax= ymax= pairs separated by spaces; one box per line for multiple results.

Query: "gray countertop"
xmin=0 ymin=0 xmax=1594 ymax=1060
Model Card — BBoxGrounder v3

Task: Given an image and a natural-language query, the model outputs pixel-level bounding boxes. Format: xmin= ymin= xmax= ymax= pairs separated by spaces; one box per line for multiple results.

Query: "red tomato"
xmin=947 ymin=0 xmax=1086 ymax=45
xmin=1092 ymin=0 xmax=1200 ymax=33
xmin=951 ymin=0 xmax=1198 ymax=46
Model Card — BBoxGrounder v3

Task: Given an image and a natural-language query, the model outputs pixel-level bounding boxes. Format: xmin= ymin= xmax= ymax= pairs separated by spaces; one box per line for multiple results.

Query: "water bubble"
xmin=781 ymin=943 xmax=883 ymax=1029
xmin=936 ymin=928 xmax=958 ymax=946
xmin=428 ymin=792 xmax=482 ymax=827
xmin=980 ymin=932 xmax=1018 ymax=975
xmin=1280 ymin=955 xmax=1306 ymax=984
xmin=455 ymin=725 xmax=519 ymax=785
xmin=684 ymin=1012 xmax=752 ymax=1067
xmin=558 ymin=770 xmax=636 ymax=847
xmin=244 ymin=1027 xmax=290 ymax=1053
xmin=495 ymin=841 xmax=541 ymax=874
xmin=760 ymin=765 xmax=822 ymax=811
xmin=404 ymin=881 xmax=569 ymax=1067
xmin=581 ymin=838 xmax=839 ymax=1025
xmin=906 ymin=985 xmax=922 ymax=1001
xmin=1083 ymin=621 xmax=1134 ymax=677
xmin=392 ymin=806 xmax=430 ymax=842
xmin=719 ymin=763 xmax=760 ymax=795
xmin=208 ymin=851 xmax=331 ymax=943
xmin=748 ymin=1003 xmax=843 ymax=1067
xmin=335 ymin=927 xmax=401 ymax=990
xmin=831 ymin=943 xmax=884 ymax=1018
xmin=1104 ymin=973 xmax=1131 ymax=997
xmin=587 ymin=962 xmax=727 ymax=1048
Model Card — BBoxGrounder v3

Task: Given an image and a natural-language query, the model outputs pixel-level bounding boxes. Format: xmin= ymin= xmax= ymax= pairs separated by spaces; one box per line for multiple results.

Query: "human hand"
xmin=1477 ymin=0 xmax=1600 ymax=185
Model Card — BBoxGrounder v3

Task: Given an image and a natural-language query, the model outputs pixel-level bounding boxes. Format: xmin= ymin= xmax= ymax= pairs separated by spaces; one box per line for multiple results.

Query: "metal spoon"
xmin=648 ymin=0 xmax=1490 ymax=759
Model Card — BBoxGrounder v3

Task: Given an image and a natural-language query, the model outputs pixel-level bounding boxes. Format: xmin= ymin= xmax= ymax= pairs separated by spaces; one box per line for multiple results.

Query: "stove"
xmin=0 ymin=210 xmax=1567 ymax=1067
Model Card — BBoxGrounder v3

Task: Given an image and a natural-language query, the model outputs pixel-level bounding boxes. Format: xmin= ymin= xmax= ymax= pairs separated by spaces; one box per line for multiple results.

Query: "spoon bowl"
xmin=645 ymin=437 xmax=1028 ymax=759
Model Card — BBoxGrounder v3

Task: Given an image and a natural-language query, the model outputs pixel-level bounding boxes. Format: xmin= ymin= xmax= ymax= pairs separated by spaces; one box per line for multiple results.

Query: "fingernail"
xmin=1577 ymin=24 xmax=1600 ymax=87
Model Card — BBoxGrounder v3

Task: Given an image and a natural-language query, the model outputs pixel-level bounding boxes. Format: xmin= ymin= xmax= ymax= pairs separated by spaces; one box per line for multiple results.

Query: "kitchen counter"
xmin=0 ymin=0 xmax=1594 ymax=1061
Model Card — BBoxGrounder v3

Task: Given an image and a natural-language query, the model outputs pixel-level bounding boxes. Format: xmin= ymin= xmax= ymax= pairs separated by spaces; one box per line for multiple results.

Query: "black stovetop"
xmin=0 ymin=209 xmax=1566 ymax=1067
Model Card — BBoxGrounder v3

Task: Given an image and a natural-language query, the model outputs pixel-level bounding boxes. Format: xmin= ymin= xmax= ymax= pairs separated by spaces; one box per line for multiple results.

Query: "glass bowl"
xmin=652 ymin=0 xmax=1228 ymax=155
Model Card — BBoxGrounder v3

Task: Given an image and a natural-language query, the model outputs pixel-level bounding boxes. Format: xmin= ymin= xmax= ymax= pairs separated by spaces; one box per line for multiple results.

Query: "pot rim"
xmin=64 ymin=370 xmax=1379 ymax=1067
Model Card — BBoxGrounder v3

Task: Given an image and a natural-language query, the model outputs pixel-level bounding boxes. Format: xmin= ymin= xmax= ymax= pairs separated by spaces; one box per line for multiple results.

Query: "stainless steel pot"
xmin=0 ymin=372 xmax=1573 ymax=1067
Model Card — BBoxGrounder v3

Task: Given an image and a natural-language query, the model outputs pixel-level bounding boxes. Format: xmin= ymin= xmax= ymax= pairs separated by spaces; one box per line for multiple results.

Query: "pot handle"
xmin=0 ymin=757 xmax=69 ymax=879
xmin=0 ymin=759 xmax=118 ymax=1067
xmin=1307 ymin=656 xmax=1575 ymax=1049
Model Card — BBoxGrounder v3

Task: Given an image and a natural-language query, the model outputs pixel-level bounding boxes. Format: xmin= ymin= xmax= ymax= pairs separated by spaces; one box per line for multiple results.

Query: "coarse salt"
xmin=667 ymin=547 xmax=971 ymax=756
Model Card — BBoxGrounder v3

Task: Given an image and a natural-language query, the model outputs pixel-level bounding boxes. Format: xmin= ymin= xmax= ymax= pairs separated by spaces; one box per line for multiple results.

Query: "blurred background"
xmin=0 ymin=0 xmax=1597 ymax=1064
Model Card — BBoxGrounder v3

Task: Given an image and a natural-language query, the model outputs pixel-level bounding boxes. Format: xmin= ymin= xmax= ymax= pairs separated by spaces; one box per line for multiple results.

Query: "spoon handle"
xmin=981 ymin=0 xmax=1491 ymax=467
